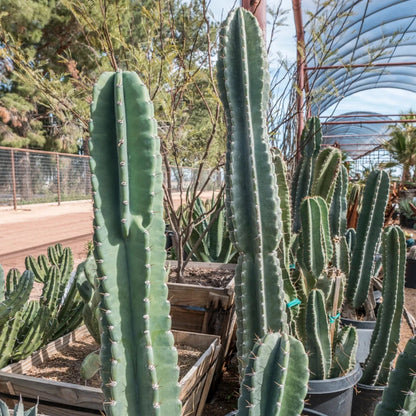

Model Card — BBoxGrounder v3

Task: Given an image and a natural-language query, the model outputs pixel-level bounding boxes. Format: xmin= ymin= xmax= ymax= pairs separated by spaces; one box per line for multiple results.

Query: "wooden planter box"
xmin=167 ymin=261 xmax=236 ymax=384
xmin=0 ymin=326 xmax=221 ymax=416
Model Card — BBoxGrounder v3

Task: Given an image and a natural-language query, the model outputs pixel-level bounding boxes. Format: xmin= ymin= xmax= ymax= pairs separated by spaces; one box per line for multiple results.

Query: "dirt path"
xmin=0 ymin=201 xmax=93 ymax=273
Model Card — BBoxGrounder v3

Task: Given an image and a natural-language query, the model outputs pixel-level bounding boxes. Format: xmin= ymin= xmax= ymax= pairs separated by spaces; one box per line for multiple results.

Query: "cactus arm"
xmin=311 ymin=147 xmax=341 ymax=204
xmin=291 ymin=117 xmax=322 ymax=233
xmin=332 ymin=236 xmax=350 ymax=276
xmin=306 ymin=289 xmax=331 ymax=380
xmin=5 ymin=268 xmax=20 ymax=297
xmin=0 ymin=270 xmax=34 ymax=326
xmin=374 ymin=337 xmax=416 ymax=415
xmin=217 ymin=8 xmax=287 ymax=369
xmin=330 ymin=165 xmax=348 ymax=237
xmin=346 ymin=170 xmax=389 ymax=309
xmin=360 ymin=226 xmax=406 ymax=385
xmin=238 ymin=332 xmax=309 ymax=416
xmin=0 ymin=310 xmax=23 ymax=367
xmin=90 ymin=71 xmax=180 ymax=415
xmin=329 ymin=325 xmax=357 ymax=378
xmin=298 ymin=197 xmax=331 ymax=291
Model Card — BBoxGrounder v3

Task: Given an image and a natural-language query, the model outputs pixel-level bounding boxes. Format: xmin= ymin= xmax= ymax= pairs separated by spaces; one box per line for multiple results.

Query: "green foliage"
xmin=0 ymin=397 xmax=37 ymax=416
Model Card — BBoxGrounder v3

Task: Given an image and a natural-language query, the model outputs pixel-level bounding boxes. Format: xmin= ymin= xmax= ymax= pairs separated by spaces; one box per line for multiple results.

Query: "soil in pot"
xmin=24 ymin=333 xmax=205 ymax=388
xmin=168 ymin=266 xmax=234 ymax=287
xmin=351 ymin=383 xmax=385 ymax=416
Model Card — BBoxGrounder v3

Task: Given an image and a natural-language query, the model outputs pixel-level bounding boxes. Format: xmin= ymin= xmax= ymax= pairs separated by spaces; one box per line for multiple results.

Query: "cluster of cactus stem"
xmin=89 ymin=70 xmax=180 ymax=415
xmin=217 ymin=7 xmax=309 ymax=415
xmin=0 ymin=244 xmax=83 ymax=367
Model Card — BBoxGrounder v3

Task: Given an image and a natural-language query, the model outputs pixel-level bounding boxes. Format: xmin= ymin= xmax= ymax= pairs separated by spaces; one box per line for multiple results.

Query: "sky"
xmin=206 ymin=0 xmax=416 ymax=118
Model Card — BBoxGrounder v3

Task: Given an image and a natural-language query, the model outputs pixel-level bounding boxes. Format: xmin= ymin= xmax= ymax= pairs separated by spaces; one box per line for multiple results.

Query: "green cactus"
xmin=0 ymin=269 xmax=34 ymax=327
xmin=360 ymin=225 xmax=406 ymax=386
xmin=273 ymin=150 xmax=298 ymax=307
xmin=346 ymin=170 xmax=389 ymax=309
xmin=374 ymin=337 xmax=416 ymax=415
xmin=310 ymin=147 xmax=342 ymax=204
xmin=297 ymin=197 xmax=333 ymax=291
xmin=238 ymin=332 xmax=309 ymax=416
xmin=291 ymin=117 xmax=322 ymax=233
xmin=329 ymin=325 xmax=357 ymax=378
xmin=305 ymin=289 xmax=332 ymax=380
xmin=76 ymin=255 xmax=101 ymax=344
xmin=89 ymin=70 xmax=180 ymax=415
xmin=329 ymin=165 xmax=348 ymax=237
xmin=0 ymin=309 xmax=23 ymax=367
xmin=217 ymin=7 xmax=288 ymax=372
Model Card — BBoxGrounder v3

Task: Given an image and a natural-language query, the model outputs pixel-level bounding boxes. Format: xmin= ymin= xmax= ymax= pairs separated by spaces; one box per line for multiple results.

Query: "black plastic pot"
xmin=306 ymin=364 xmax=362 ymax=416
xmin=302 ymin=408 xmax=328 ymax=416
xmin=341 ymin=318 xmax=376 ymax=364
xmin=406 ymin=258 xmax=416 ymax=288
xmin=226 ymin=408 xmax=328 ymax=415
xmin=351 ymin=383 xmax=385 ymax=416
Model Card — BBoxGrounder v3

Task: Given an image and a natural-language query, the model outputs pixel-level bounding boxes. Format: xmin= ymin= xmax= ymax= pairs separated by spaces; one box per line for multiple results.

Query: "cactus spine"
xmin=89 ymin=71 xmax=180 ymax=415
xmin=374 ymin=337 xmax=416 ymax=415
xmin=346 ymin=170 xmax=389 ymax=309
xmin=360 ymin=225 xmax=406 ymax=385
xmin=217 ymin=7 xmax=287 ymax=370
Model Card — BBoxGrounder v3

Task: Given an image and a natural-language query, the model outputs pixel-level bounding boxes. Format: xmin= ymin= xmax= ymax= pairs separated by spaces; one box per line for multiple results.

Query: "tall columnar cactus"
xmin=345 ymin=170 xmax=389 ymax=309
xmin=217 ymin=7 xmax=287 ymax=371
xmin=273 ymin=150 xmax=297 ymax=303
xmin=291 ymin=117 xmax=322 ymax=233
xmin=239 ymin=332 xmax=309 ymax=415
xmin=360 ymin=225 xmax=406 ymax=386
xmin=89 ymin=70 xmax=180 ymax=415
xmin=374 ymin=337 xmax=416 ymax=415
xmin=329 ymin=164 xmax=348 ymax=238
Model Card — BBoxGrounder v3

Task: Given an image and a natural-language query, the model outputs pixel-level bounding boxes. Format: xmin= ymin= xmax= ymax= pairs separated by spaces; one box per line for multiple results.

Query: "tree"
xmin=383 ymin=112 xmax=416 ymax=183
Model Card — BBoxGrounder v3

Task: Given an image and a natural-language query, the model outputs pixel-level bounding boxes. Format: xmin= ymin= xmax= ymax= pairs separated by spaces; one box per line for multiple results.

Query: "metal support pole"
xmin=292 ymin=0 xmax=306 ymax=161
xmin=10 ymin=149 xmax=17 ymax=210
xmin=242 ymin=0 xmax=267 ymax=37
xmin=56 ymin=153 xmax=61 ymax=206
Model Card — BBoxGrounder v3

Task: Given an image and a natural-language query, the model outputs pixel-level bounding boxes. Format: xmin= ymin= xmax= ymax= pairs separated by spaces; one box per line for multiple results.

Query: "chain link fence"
xmin=0 ymin=147 xmax=223 ymax=208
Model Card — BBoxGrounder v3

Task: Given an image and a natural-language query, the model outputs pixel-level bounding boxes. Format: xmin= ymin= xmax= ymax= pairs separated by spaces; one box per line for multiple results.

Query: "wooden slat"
xmin=2 ymin=327 xmax=91 ymax=374
xmin=168 ymin=283 xmax=230 ymax=308
xmin=171 ymin=307 xmax=205 ymax=333
xmin=0 ymin=327 xmax=221 ymax=416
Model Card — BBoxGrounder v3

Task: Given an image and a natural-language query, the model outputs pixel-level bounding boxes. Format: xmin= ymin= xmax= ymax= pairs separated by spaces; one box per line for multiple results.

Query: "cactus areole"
xmin=89 ymin=71 xmax=181 ymax=416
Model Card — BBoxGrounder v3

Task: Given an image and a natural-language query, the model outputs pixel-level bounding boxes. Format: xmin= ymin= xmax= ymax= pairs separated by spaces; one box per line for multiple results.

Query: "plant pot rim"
xmin=308 ymin=364 xmax=362 ymax=394
xmin=356 ymin=382 xmax=386 ymax=391
xmin=340 ymin=317 xmax=376 ymax=329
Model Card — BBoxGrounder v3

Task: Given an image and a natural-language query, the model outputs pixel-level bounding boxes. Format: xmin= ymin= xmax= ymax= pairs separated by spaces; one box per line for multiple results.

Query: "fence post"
xmin=10 ymin=149 xmax=17 ymax=210
xmin=56 ymin=153 xmax=61 ymax=205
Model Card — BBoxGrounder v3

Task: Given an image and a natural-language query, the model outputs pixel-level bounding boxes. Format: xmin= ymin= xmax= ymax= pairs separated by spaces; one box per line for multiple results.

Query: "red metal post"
xmin=292 ymin=0 xmax=306 ymax=161
xmin=10 ymin=149 xmax=17 ymax=210
xmin=242 ymin=0 xmax=267 ymax=37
